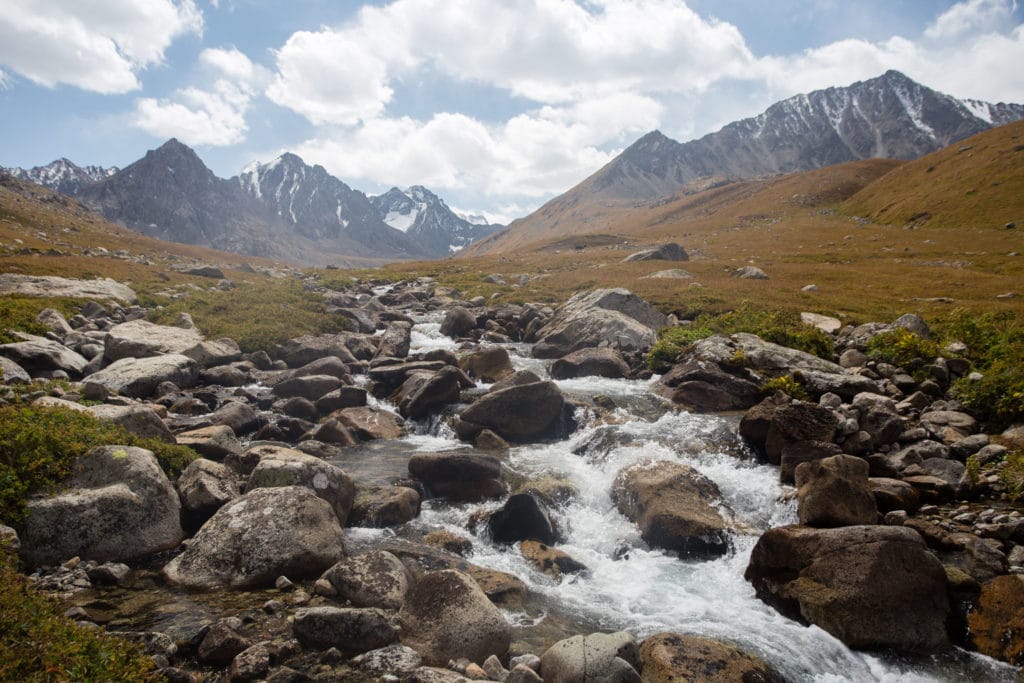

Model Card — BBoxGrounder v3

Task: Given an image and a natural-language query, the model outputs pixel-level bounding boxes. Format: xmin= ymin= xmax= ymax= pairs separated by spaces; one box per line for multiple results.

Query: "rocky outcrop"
xmin=532 ymin=289 xmax=667 ymax=359
xmin=246 ymin=446 xmax=356 ymax=526
xmin=0 ymin=274 xmax=137 ymax=303
xmin=639 ymin=633 xmax=785 ymax=683
xmin=745 ymin=524 xmax=949 ymax=653
xmin=623 ymin=243 xmax=688 ymax=262
xmin=20 ymin=446 xmax=183 ymax=567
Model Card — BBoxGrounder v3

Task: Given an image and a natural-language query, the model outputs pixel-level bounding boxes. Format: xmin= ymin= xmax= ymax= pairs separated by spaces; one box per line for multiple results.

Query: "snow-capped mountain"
xmin=588 ymin=70 xmax=1024 ymax=201
xmin=369 ymin=186 xmax=503 ymax=257
xmin=5 ymin=158 xmax=117 ymax=196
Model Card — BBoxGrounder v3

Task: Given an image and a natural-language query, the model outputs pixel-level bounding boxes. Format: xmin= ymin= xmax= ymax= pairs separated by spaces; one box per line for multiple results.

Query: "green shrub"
xmin=0 ymin=405 xmax=196 ymax=529
xmin=999 ymin=450 xmax=1024 ymax=501
xmin=645 ymin=325 xmax=713 ymax=371
xmin=865 ymin=327 xmax=939 ymax=370
xmin=761 ymin=375 xmax=810 ymax=401
xmin=0 ymin=545 xmax=157 ymax=681
xmin=0 ymin=296 xmax=81 ymax=344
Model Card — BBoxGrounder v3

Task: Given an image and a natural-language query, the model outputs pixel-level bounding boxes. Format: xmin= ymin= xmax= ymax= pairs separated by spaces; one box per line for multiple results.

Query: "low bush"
xmin=761 ymin=375 xmax=810 ymax=401
xmin=0 ymin=544 xmax=157 ymax=681
xmin=645 ymin=325 xmax=713 ymax=371
xmin=0 ymin=296 xmax=81 ymax=344
xmin=0 ymin=405 xmax=196 ymax=529
xmin=865 ymin=327 xmax=939 ymax=370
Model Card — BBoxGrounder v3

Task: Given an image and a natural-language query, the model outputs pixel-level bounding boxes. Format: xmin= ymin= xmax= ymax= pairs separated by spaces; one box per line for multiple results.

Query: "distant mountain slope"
xmin=369 ymin=185 xmax=502 ymax=258
xmin=471 ymin=71 xmax=1024 ymax=254
xmin=5 ymin=159 xmax=117 ymax=197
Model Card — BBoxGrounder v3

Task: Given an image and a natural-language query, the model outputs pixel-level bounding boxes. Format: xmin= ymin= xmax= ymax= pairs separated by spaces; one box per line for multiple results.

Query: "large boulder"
xmin=276 ymin=334 xmax=359 ymax=369
xmin=86 ymin=403 xmax=176 ymax=443
xmin=795 ymin=454 xmax=879 ymax=527
xmin=319 ymin=550 xmax=410 ymax=610
xmin=182 ymin=338 xmax=242 ymax=368
xmin=440 ymin=306 xmax=477 ymax=339
xmin=540 ymin=632 xmax=642 ymax=683
xmin=745 ymin=524 xmax=949 ymax=653
xmin=391 ymin=367 xmax=464 ymax=420
xmin=0 ymin=356 xmax=30 ymax=383
xmin=532 ymin=289 xmax=667 ymax=359
xmin=456 ymin=381 xmax=569 ymax=443
xmin=333 ymin=406 xmax=406 ymax=441
xmin=623 ymin=243 xmax=688 ymax=262
xmin=103 ymin=320 xmax=203 ymax=361
xmin=657 ymin=358 xmax=762 ymax=412
xmin=764 ymin=402 xmax=837 ymax=466
xmin=162 ymin=486 xmax=346 ymax=590
xmin=292 ymin=607 xmax=399 ymax=653
xmin=0 ymin=274 xmax=137 ymax=303
xmin=967 ymin=574 xmax=1024 ymax=665
xmin=20 ymin=445 xmax=184 ymax=567
xmin=176 ymin=424 xmax=242 ymax=460
xmin=639 ymin=633 xmax=784 ymax=683
xmin=350 ymin=485 xmax=422 ymax=527
xmin=272 ymin=374 xmax=341 ymax=401
xmin=86 ymin=354 xmax=199 ymax=398
xmin=399 ymin=569 xmax=511 ymax=666
xmin=176 ymin=458 xmax=240 ymax=533
xmin=612 ymin=460 xmax=732 ymax=558
xmin=549 ymin=347 xmax=631 ymax=380
xmin=0 ymin=336 xmax=88 ymax=378
xmin=245 ymin=445 xmax=356 ymax=525
xmin=488 ymin=494 xmax=558 ymax=545
xmin=374 ymin=321 xmax=413 ymax=359
xmin=409 ymin=451 xmax=505 ymax=501
xmin=459 ymin=347 xmax=514 ymax=383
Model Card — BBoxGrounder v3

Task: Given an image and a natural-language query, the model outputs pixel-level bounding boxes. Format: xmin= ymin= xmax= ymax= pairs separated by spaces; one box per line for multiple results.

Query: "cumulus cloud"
xmin=0 ymin=0 xmax=203 ymax=94
xmin=133 ymin=47 xmax=268 ymax=146
xmin=925 ymin=0 xmax=1016 ymax=41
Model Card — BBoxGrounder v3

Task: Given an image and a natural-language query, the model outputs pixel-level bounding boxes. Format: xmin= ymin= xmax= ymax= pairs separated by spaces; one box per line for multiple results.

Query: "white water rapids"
xmin=345 ymin=314 xmax=1017 ymax=682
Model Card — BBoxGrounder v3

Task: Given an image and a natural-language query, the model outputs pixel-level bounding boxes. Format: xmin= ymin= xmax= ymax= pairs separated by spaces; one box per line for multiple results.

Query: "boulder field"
xmin=0 ymin=276 xmax=1021 ymax=679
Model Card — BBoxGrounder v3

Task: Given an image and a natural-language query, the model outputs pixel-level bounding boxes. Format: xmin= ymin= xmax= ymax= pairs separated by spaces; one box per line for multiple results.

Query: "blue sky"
xmin=2 ymin=1 xmax=1022 ymax=222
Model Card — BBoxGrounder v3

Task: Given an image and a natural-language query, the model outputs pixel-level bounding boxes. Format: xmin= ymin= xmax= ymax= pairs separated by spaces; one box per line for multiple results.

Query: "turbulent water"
xmin=345 ymin=313 xmax=1018 ymax=682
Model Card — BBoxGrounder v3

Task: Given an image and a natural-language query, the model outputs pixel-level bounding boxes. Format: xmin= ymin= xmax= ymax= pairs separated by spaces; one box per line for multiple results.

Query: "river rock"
xmin=745 ymin=524 xmax=949 ymax=653
xmin=967 ymin=574 xmax=1024 ymax=665
xmin=764 ymin=401 xmax=837 ymax=466
xmin=316 ymin=386 xmax=368 ymax=414
xmin=176 ymin=458 xmax=240 ymax=533
xmin=293 ymin=606 xmax=399 ymax=653
xmin=440 ymin=306 xmax=477 ymax=339
xmin=0 ymin=355 xmax=30 ymax=383
xmin=488 ymin=493 xmax=558 ymax=545
xmin=519 ymin=540 xmax=587 ymax=580
xmin=211 ymin=401 xmax=261 ymax=436
xmin=103 ymin=320 xmax=203 ymax=362
xmin=408 ymin=451 xmax=505 ymax=501
xmin=162 ymin=485 xmax=346 ymax=590
xmin=540 ymin=631 xmax=642 ymax=683
xmin=532 ymin=288 xmax=667 ymax=359
xmin=456 ymin=381 xmax=568 ymax=443
xmin=86 ymin=354 xmax=199 ymax=398
xmin=20 ymin=445 xmax=184 ymax=567
xmin=333 ymin=406 xmax=406 ymax=441
xmin=176 ymin=424 xmax=241 ymax=459
xmin=356 ymin=644 xmax=423 ymax=675
xmin=399 ymin=569 xmax=511 ymax=666
xmin=228 ymin=643 xmax=271 ymax=681
xmin=795 ymin=455 xmax=879 ymax=527
xmin=779 ymin=440 xmax=842 ymax=484
xmin=612 ymin=460 xmax=732 ymax=558
xmin=549 ymin=347 xmax=631 ymax=380
xmin=349 ymin=485 xmax=421 ymax=527
xmin=246 ymin=446 xmax=355 ymax=525
xmin=182 ymin=338 xmax=242 ymax=368
xmin=657 ymin=358 xmax=763 ymax=412
xmin=868 ymin=477 xmax=921 ymax=513
xmin=277 ymin=334 xmax=359 ymax=369
xmin=375 ymin=321 xmax=413 ymax=359
xmin=920 ymin=410 xmax=979 ymax=443
xmin=198 ymin=617 xmax=252 ymax=665
xmin=624 ymin=243 xmax=688 ymax=262
xmin=639 ymin=632 xmax=785 ymax=683
xmin=272 ymin=375 xmax=341 ymax=401
xmin=0 ymin=336 xmax=88 ymax=378
xmin=391 ymin=366 xmax=464 ymax=419
xmin=319 ymin=550 xmax=410 ymax=610
xmin=86 ymin=403 xmax=176 ymax=442
xmin=458 ymin=346 xmax=514 ymax=383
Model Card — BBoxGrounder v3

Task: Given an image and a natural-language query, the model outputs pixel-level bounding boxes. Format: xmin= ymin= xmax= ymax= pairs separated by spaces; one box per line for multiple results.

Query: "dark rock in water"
xmin=623 ymin=242 xmax=688 ymax=262
xmin=315 ymin=386 xmax=368 ymax=415
xmin=332 ymin=406 xmax=405 ymax=441
xmin=293 ymin=606 xmax=399 ymax=653
xmin=456 ymin=381 xmax=569 ymax=443
xmin=374 ymin=321 xmax=412 ymax=360
xmin=458 ymin=346 xmax=514 ymax=383
xmin=440 ymin=306 xmax=477 ymax=339
xmin=519 ymin=540 xmax=587 ymax=580
xmin=540 ymin=632 xmax=642 ymax=683
xmin=198 ymin=617 xmax=252 ymax=665
xmin=795 ymin=454 xmax=879 ymax=527
xmin=639 ymin=632 xmax=785 ymax=683
xmin=549 ymin=347 xmax=630 ymax=380
xmin=745 ymin=524 xmax=949 ymax=653
xmin=967 ymin=574 xmax=1024 ymax=666
xmin=488 ymin=494 xmax=558 ymax=545
xmin=612 ymin=460 xmax=732 ymax=559
xmin=408 ymin=451 xmax=505 ymax=502
xmin=391 ymin=366 xmax=464 ymax=420
xmin=349 ymin=485 xmax=421 ymax=527
xmin=779 ymin=440 xmax=842 ymax=484
xmin=211 ymin=401 xmax=261 ymax=436
xmin=658 ymin=359 xmax=762 ymax=412
xmin=738 ymin=392 xmax=790 ymax=456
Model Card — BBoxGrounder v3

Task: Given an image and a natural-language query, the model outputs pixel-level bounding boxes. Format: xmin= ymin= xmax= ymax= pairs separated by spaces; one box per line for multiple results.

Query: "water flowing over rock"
xmin=162 ymin=485 xmax=345 ymax=590
xmin=532 ymin=288 xmax=667 ymax=359
xmin=20 ymin=445 xmax=183 ymax=567
xmin=745 ymin=524 xmax=949 ymax=653
xmin=457 ymin=380 xmax=570 ymax=443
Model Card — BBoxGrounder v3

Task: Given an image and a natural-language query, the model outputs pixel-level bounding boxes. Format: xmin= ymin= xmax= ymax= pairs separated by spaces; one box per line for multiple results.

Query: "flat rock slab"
xmin=86 ymin=354 xmax=199 ymax=398
xmin=0 ymin=274 xmax=137 ymax=303
xmin=104 ymin=320 xmax=204 ymax=361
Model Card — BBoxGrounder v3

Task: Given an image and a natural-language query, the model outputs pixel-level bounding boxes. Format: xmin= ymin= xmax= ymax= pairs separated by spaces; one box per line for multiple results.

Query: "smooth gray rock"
xmin=246 ymin=445 xmax=355 ymax=526
xmin=540 ymin=632 xmax=642 ymax=683
xmin=0 ymin=274 xmax=136 ymax=303
xmin=176 ymin=458 xmax=240 ymax=532
xmin=0 ymin=336 xmax=88 ymax=377
xmin=319 ymin=550 xmax=410 ymax=610
xmin=293 ymin=606 xmax=399 ymax=653
xmin=86 ymin=354 xmax=199 ymax=398
xmin=532 ymin=289 xmax=667 ymax=358
xmin=0 ymin=356 xmax=30 ymax=383
xmin=104 ymin=320 xmax=203 ymax=362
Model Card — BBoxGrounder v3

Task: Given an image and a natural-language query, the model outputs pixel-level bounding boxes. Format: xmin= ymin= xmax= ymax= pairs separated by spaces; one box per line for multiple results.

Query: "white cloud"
xmin=133 ymin=47 xmax=267 ymax=146
xmin=925 ymin=0 xmax=1016 ymax=41
xmin=0 ymin=0 xmax=202 ymax=94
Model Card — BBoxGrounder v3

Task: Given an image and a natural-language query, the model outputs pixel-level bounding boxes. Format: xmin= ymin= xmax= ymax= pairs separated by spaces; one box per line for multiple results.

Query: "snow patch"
xmin=384 ymin=209 xmax=418 ymax=232
xmin=963 ymin=99 xmax=994 ymax=124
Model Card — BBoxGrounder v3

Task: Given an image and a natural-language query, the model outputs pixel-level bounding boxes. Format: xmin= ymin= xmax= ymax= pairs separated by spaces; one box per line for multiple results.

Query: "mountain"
xmin=236 ymin=154 xmax=427 ymax=260
xmin=470 ymin=70 xmax=1024 ymax=254
xmin=5 ymin=159 xmax=117 ymax=196
xmin=369 ymin=185 xmax=503 ymax=257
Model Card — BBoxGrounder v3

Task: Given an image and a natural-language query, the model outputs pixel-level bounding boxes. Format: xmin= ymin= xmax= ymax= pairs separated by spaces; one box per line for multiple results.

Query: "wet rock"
xmin=440 ymin=306 xmax=478 ymax=339
xmin=399 ymin=569 xmax=511 ymax=666
xmin=315 ymin=386 xmax=368 ymax=414
xmin=369 ymin=360 xmax=449 ymax=395
xmin=246 ymin=446 xmax=356 ymax=525
xmin=488 ymin=493 xmax=558 ymax=545
xmin=356 ymin=644 xmax=423 ymax=675
xmin=458 ymin=346 xmax=514 ymax=383
xmin=177 ymin=458 xmax=241 ymax=533
xmin=20 ymin=445 xmax=183 ymax=567
xmin=540 ymin=631 xmax=642 ymax=683
xmin=868 ymin=477 xmax=921 ymax=513
xmin=624 ymin=242 xmax=688 ymax=262
xmin=423 ymin=530 xmax=473 ymax=556
xmin=795 ymin=455 xmax=879 ymax=527
xmin=86 ymin=561 xmax=131 ymax=585
xmin=162 ymin=486 xmax=345 ymax=590
xmin=549 ymin=347 xmax=631 ymax=380
xmin=639 ymin=632 xmax=785 ymax=683
xmin=457 ymin=381 xmax=569 ymax=443
xmin=272 ymin=375 xmax=341 ymax=401
xmin=612 ymin=460 xmax=732 ymax=558
xmin=177 ymin=424 xmax=242 ymax=460
xmin=228 ymin=643 xmax=271 ymax=682
xmin=333 ymin=406 xmax=405 ymax=441
xmin=531 ymin=289 xmax=667 ymax=359
xmin=375 ymin=321 xmax=413 ymax=359
xmin=293 ymin=606 xmax=399 ymax=653
xmin=658 ymin=358 xmax=762 ymax=412
xmin=967 ymin=574 xmax=1024 ymax=665
xmin=320 ymin=550 xmax=410 ymax=610
xmin=87 ymin=354 xmax=199 ymax=398
xmin=745 ymin=524 xmax=949 ymax=653
xmin=0 ymin=336 xmax=89 ymax=377
xmin=392 ymin=367 xmax=464 ymax=419
xmin=764 ymin=401 xmax=837 ymax=466
xmin=519 ymin=540 xmax=587 ymax=580
xmin=349 ymin=485 xmax=421 ymax=527
xmin=198 ymin=617 xmax=252 ymax=666
xmin=103 ymin=320 xmax=203 ymax=362
xmin=409 ymin=451 xmax=505 ymax=502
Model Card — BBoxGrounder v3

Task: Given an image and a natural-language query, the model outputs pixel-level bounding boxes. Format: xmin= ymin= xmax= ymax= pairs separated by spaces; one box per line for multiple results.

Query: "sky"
xmin=1 ymin=0 xmax=1023 ymax=223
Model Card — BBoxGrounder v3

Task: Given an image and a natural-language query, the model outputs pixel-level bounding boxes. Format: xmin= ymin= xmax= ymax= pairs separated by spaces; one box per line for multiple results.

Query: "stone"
xmin=745 ymin=524 xmax=949 ymax=653
xmin=276 ymin=335 xmax=359 ymax=369
xmin=19 ymin=445 xmax=183 ymax=567
xmin=0 ymin=274 xmax=136 ymax=303
xmin=623 ymin=243 xmax=688 ymax=262
xmin=409 ymin=451 xmax=505 ymax=502
xmin=198 ymin=618 xmax=252 ymax=665
xmin=457 ymin=381 xmax=568 ymax=443
xmin=36 ymin=308 xmax=73 ymax=335
xmin=349 ymin=485 xmax=421 ymax=527
xmin=540 ymin=632 xmax=642 ymax=683
xmin=183 ymin=338 xmax=242 ymax=368
xmin=440 ymin=306 xmax=477 ymax=339
xmin=375 ymin=321 xmax=413 ymax=359
xmin=612 ymin=460 xmax=732 ymax=558
xmin=506 ymin=664 xmax=543 ymax=683
xmin=641 ymin=269 xmax=693 ymax=279
xmin=459 ymin=347 xmax=514 ymax=383
xmin=639 ymin=632 xmax=784 ymax=683
xmin=549 ymin=347 xmax=631 ymax=380
xmin=86 ymin=403 xmax=176 ymax=442
xmin=272 ymin=375 xmax=341 ymax=401
xmin=532 ymin=289 xmax=667 ymax=359
xmin=333 ymin=407 xmax=405 ymax=441
xmin=519 ymin=540 xmax=587 ymax=580
xmin=392 ymin=367 xmax=464 ymax=420
xmin=162 ymin=486 xmax=346 ymax=590
xmin=315 ymin=386 xmax=368 ymax=414
xmin=738 ymin=392 xmax=790 ymax=456
xmin=356 ymin=644 xmax=423 ymax=675
xmin=86 ymin=354 xmax=199 ymax=398
xmin=764 ymin=402 xmax=837 ymax=466
xmin=868 ymin=477 xmax=921 ymax=513
xmin=103 ymin=320 xmax=203 ymax=362
xmin=0 ymin=356 xmax=30 ymax=383
xmin=733 ymin=265 xmax=768 ymax=279
xmin=320 ymin=550 xmax=410 ymax=610
xmin=85 ymin=561 xmax=131 ymax=585
xmin=488 ymin=494 xmax=558 ymax=546
xmin=246 ymin=445 xmax=356 ymax=525
xmin=967 ymin=574 xmax=1024 ymax=665
xmin=800 ymin=312 xmax=841 ymax=334
xmin=176 ymin=424 xmax=241 ymax=460
xmin=228 ymin=643 xmax=271 ymax=682
xmin=293 ymin=606 xmax=399 ymax=653
xmin=779 ymin=440 xmax=842 ymax=484
xmin=795 ymin=455 xmax=879 ymax=527
xmin=212 ymin=401 xmax=261 ymax=436
xmin=0 ymin=337 xmax=88 ymax=377
xmin=399 ymin=569 xmax=511 ymax=666
xmin=176 ymin=458 xmax=240 ymax=533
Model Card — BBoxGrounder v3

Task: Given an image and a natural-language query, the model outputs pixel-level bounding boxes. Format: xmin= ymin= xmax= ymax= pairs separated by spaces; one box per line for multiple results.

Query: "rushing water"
xmin=346 ymin=313 xmax=1019 ymax=682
